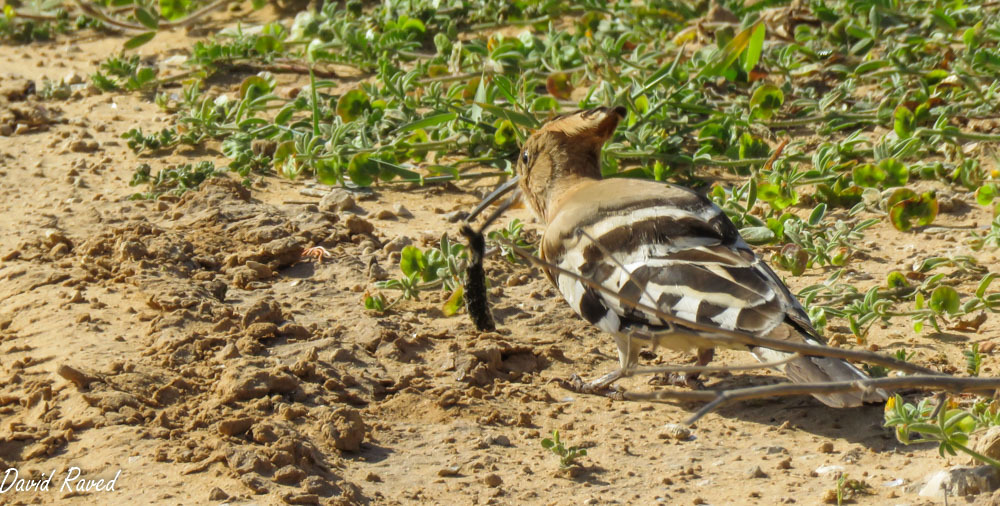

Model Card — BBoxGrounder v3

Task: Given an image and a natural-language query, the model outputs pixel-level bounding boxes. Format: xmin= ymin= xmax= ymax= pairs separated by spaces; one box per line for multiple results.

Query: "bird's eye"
xmin=521 ymin=150 xmax=530 ymax=165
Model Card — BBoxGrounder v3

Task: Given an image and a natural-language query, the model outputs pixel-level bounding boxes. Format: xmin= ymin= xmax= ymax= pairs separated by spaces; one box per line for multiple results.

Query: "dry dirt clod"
xmin=344 ymin=215 xmax=374 ymax=236
xmin=383 ymin=235 xmax=412 ymax=253
xmin=282 ymin=492 xmax=319 ymax=504
xmin=245 ymin=260 xmax=273 ymax=279
xmin=818 ymin=442 xmax=834 ymax=454
xmin=218 ymin=417 xmax=254 ymax=437
xmin=56 ymin=364 xmax=100 ymax=388
xmin=208 ymin=487 xmax=229 ymax=500
xmin=324 ymin=407 xmax=366 ymax=452
xmin=319 ymin=188 xmax=356 ymax=213
xmin=274 ymin=465 xmax=307 ymax=484
xmin=483 ymin=473 xmax=502 ymax=487
xmin=438 ymin=465 xmax=461 ymax=477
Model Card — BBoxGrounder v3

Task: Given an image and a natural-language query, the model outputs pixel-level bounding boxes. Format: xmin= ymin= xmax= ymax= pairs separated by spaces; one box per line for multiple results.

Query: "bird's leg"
xmin=559 ymin=334 xmax=637 ymax=399
xmin=666 ymin=347 xmax=715 ymax=389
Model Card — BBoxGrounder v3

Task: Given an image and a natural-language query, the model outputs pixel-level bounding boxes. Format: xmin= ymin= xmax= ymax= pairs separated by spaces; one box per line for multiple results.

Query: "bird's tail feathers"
xmin=752 ymin=346 xmax=888 ymax=408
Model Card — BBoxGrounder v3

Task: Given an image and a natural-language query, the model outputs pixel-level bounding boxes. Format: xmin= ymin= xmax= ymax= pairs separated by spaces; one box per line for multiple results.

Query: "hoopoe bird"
xmin=470 ymin=106 xmax=886 ymax=408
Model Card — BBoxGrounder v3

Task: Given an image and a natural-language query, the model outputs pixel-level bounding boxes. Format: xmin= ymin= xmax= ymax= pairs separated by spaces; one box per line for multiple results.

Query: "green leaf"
xmin=347 ymin=152 xmax=379 ymax=187
xmin=239 ymin=75 xmax=272 ymax=101
xmin=749 ymin=84 xmax=783 ymax=119
xmin=776 ymin=244 xmax=808 ymax=276
xmin=134 ymin=7 xmax=159 ymax=30
xmin=274 ymin=105 xmax=294 ymax=126
xmin=964 ymin=21 xmax=982 ymax=48
xmin=807 ymin=203 xmax=827 ymax=226
xmin=758 ymin=182 xmax=780 ymax=202
xmin=397 ymin=112 xmax=457 ymax=133
xmin=159 ymin=0 xmax=191 ymax=20
xmin=893 ymin=105 xmax=915 ymax=138
xmin=364 ymin=294 xmax=385 ymax=311
xmin=273 ymin=141 xmax=298 ymax=179
xmin=742 ymin=22 xmax=766 ymax=73
xmin=887 ymin=271 xmax=908 ymax=289
xmin=740 ymin=226 xmax=775 ymax=245
xmin=255 ymin=35 xmax=283 ymax=55
xmin=398 ymin=16 xmax=426 ymax=34
xmin=124 ymin=31 xmax=156 ymax=49
xmin=493 ymin=119 xmax=517 ymax=150
xmin=336 ymin=89 xmax=371 ymax=122
xmin=531 ymin=96 xmax=559 ymax=112
xmin=442 ymin=286 xmax=463 ymax=316
xmin=315 ymin=159 xmax=341 ymax=186
xmin=699 ymin=20 xmax=763 ymax=78
xmin=889 ymin=191 xmax=938 ymax=231
xmin=886 ymin=188 xmax=916 ymax=210
xmin=476 ymin=102 xmax=539 ymax=129
xmin=854 ymin=59 xmax=890 ymax=75
xmin=879 ymin=158 xmax=909 ymax=187
xmin=400 ymin=246 xmax=427 ymax=278
xmin=976 ymin=273 xmax=997 ymax=299
xmin=929 ymin=286 xmax=960 ymax=315
xmin=852 ymin=163 xmax=886 ymax=188
xmin=976 ymin=184 xmax=997 ymax=206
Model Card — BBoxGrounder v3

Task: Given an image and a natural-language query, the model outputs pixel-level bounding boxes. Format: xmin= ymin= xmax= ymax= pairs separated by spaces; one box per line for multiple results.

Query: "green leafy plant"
xmin=831 ymin=473 xmax=871 ymax=505
xmin=91 ymin=54 xmax=158 ymax=92
xmin=128 ymin=161 xmax=218 ymax=199
xmin=884 ymin=394 xmax=1000 ymax=468
xmin=965 ymin=343 xmax=984 ymax=377
xmin=487 ymin=219 xmax=535 ymax=263
xmin=541 ymin=430 xmax=588 ymax=468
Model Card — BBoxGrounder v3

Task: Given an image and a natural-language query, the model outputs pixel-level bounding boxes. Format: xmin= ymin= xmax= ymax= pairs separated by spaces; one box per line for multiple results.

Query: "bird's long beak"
xmin=467 ymin=175 xmax=521 ymax=224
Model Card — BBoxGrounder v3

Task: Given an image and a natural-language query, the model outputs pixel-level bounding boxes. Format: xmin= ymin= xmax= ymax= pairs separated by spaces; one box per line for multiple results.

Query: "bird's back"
xmin=541 ymin=177 xmax=793 ymax=340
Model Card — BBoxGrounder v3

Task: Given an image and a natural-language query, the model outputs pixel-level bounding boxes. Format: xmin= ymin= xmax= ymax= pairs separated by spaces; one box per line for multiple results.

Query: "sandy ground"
xmin=3 ymin=11 xmax=1000 ymax=506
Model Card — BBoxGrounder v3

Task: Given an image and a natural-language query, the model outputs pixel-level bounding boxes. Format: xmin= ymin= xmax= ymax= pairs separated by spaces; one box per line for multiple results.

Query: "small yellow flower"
xmin=884 ymin=395 xmax=896 ymax=414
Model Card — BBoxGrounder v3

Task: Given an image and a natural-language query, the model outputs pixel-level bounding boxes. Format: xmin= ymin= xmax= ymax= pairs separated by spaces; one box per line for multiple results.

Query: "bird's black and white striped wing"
xmin=542 ymin=179 xmax=801 ymax=343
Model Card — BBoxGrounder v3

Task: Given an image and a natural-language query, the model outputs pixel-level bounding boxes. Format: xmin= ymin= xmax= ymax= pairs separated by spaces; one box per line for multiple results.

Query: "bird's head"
xmin=515 ymin=106 xmax=626 ymax=222
xmin=465 ymin=106 xmax=626 ymax=227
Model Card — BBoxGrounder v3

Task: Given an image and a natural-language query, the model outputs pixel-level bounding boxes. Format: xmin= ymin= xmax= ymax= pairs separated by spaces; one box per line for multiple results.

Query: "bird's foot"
xmin=558 ymin=371 xmax=625 ymax=400
xmin=659 ymin=372 xmax=706 ymax=390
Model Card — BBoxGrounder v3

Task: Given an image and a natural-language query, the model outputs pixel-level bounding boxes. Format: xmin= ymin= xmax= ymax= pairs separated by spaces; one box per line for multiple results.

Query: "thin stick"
xmin=616 ymin=375 xmax=1000 ymax=424
xmin=762 ymin=139 xmax=789 ymax=172
xmin=622 ymin=355 xmax=796 ymax=376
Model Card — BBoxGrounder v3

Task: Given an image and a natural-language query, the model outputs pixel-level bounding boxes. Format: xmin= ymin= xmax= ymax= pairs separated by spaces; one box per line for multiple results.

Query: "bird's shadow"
xmin=645 ymin=372 xmax=908 ymax=452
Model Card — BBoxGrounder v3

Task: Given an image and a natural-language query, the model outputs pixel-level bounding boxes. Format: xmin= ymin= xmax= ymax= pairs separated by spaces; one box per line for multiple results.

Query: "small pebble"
xmin=438 ymin=466 xmax=460 ymax=477
xmin=659 ymin=423 xmax=691 ymax=440
xmin=393 ymin=203 xmax=413 ymax=218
